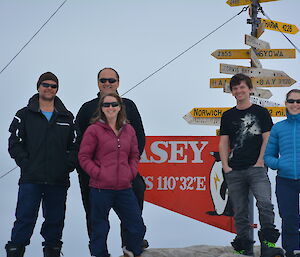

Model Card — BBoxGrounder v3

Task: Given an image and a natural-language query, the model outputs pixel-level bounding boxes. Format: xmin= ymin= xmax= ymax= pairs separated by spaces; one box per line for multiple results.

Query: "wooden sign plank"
xmin=250 ymin=48 xmax=262 ymax=68
xmin=210 ymin=76 xmax=296 ymax=89
xmin=190 ymin=107 xmax=285 ymax=118
xmin=220 ymin=63 xmax=287 ymax=77
xmin=250 ymin=96 xmax=282 ymax=107
xmin=261 ymin=18 xmax=299 ymax=35
xmin=226 ymin=0 xmax=279 ymax=7
xmin=183 ymin=113 xmax=221 ymax=126
xmin=211 ymin=49 xmax=296 ymax=59
xmin=257 ymin=22 xmax=265 ymax=38
xmin=245 ymin=34 xmax=270 ymax=49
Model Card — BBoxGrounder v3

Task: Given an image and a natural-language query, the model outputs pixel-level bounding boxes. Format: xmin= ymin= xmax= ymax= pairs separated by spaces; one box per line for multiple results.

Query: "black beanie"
xmin=37 ymin=72 xmax=59 ymax=90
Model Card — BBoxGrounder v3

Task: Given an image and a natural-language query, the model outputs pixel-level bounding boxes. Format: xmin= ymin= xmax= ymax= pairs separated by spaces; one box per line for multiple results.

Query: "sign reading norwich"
xmin=190 ymin=107 xmax=286 ymax=118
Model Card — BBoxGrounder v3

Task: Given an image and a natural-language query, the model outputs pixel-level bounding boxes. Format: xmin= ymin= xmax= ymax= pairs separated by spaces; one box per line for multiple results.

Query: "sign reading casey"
xmin=139 ymin=136 xmax=235 ymax=233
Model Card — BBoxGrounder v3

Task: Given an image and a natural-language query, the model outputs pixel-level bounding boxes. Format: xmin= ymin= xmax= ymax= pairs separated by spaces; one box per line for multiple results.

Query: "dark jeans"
xmin=8 ymin=183 xmax=67 ymax=247
xmin=89 ymin=188 xmax=146 ymax=257
xmin=276 ymin=176 xmax=300 ymax=253
xmin=225 ymin=166 xmax=275 ymax=239
xmin=77 ymin=168 xmax=146 ymax=242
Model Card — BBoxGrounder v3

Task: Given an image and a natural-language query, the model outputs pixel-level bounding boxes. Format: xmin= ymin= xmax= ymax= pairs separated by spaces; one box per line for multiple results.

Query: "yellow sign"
xmin=211 ymin=49 xmax=296 ymax=59
xmin=256 ymin=22 xmax=265 ymax=38
xmin=210 ymin=76 xmax=296 ymax=89
xmin=261 ymin=19 xmax=299 ymax=34
xmin=190 ymin=107 xmax=285 ymax=118
xmin=226 ymin=0 xmax=278 ymax=7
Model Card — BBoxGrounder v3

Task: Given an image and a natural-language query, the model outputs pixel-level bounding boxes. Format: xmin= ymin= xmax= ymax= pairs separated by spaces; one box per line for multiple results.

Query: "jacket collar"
xmin=27 ymin=93 xmax=70 ymax=116
xmin=286 ymin=110 xmax=300 ymax=122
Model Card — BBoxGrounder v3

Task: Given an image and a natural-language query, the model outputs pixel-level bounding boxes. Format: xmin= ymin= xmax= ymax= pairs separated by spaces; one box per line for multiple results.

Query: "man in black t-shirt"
xmin=219 ymin=74 xmax=283 ymax=257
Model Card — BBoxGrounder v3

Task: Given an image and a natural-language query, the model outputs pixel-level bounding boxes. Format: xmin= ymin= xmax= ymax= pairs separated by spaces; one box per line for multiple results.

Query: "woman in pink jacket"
xmin=78 ymin=92 xmax=146 ymax=257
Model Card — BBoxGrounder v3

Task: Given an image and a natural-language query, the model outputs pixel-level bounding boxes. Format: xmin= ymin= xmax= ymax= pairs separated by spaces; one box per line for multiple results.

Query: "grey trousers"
xmin=225 ymin=166 xmax=275 ymax=239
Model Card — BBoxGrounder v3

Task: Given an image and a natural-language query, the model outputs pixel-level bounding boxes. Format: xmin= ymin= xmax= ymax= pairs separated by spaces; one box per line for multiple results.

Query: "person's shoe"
xmin=260 ymin=240 xmax=284 ymax=257
xmin=5 ymin=243 xmax=25 ymax=257
xmin=43 ymin=246 xmax=62 ymax=257
xmin=231 ymin=237 xmax=255 ymax=256
xmin=142 ymin=239 xmax=149 ymax=250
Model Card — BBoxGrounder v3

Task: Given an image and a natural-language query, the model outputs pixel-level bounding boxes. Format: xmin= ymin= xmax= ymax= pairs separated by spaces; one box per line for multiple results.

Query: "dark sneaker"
xmin=261 ymin=240 xmax=284 ymax=257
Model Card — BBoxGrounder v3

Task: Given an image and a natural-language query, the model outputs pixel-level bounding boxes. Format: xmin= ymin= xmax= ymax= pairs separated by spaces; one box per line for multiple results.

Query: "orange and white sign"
xmin=139 ymin=136 xmax=235 ymax=233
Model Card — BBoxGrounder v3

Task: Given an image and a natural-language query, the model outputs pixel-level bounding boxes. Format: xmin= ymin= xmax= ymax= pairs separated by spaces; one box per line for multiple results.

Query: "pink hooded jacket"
xmin=78 ymin=121 xmax=140 ymax=190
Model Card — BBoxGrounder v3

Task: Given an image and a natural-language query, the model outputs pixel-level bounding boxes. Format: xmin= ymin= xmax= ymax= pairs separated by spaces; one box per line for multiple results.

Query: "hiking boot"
xmin=258 ymin=228 xmax=284 ymax=257
xmin=5 ymin=243 xmax=25 ymax=257
xmin=142 ymin=239 xmax=149 ymax=250
xmin=231 ymin=237 xmax=255 ymax=256
xmin=43 ymin=246 xmax=62 ymax=257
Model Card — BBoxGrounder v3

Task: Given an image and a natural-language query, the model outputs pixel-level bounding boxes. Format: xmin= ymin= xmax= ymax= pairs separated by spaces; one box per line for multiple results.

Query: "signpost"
xmin=261 ymin=18 xmax=299 ymax=35
xmin=211 ymin=49 xmax=296 ymax=59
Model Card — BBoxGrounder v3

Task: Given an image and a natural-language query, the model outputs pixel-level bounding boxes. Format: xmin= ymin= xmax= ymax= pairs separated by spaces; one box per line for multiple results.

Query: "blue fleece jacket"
xmin=264 ymin=112 xmax=300 ymax=180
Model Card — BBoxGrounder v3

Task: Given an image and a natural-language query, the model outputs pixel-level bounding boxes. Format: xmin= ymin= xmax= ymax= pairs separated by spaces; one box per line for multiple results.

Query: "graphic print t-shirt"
xmin=220 ymin=104 xmax=273 ymax=170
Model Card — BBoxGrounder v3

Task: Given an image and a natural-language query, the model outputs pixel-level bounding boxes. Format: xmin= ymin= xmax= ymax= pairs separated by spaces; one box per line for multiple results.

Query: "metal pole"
xmin=248 ymin=0 xmax=260 ymax=248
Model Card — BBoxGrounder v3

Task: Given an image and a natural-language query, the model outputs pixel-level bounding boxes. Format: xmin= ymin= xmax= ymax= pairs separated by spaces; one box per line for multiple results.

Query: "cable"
xmin=258 ymin=5 xmax=300 ymax=53
xmin=0 ymin=166 xmax=18 ymax=180
xmin=0 ymin=0 xmax=68 ymax=75
xmin=121 ymin=6 xmax=249 ymax=96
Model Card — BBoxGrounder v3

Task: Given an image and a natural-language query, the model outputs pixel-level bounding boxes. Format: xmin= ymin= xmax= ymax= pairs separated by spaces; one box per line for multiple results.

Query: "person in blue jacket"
xmin=264 ymin=89 xmax=300 ymax=257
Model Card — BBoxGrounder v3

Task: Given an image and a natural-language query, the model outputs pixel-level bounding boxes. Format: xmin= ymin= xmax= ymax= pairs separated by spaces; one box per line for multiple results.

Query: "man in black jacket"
xmin=76 ymin=67 xmax=147 ymax=253
xmin=5 ymin=72 xmax=79 ymax=257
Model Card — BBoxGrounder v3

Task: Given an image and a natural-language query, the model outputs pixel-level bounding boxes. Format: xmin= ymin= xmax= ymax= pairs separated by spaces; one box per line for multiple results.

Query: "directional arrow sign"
xmin=190 ymin=107 xmax=285 ymax=118
xmin=250 ymin=96 xmax=282 ymax=107
xmin=211 ymin=49 xmax=296 ymax=59
xmin=210 ymin=76 xmax=296 ymax=89
xmin=257 ymin=22 xmax=265 ymax=38
xmin=226 ymin=0 xmax=279 ymax=7
xmin=253 ymin=76 xmax=296 ymax=87
xmin=261 ymin=18 xmax=299 ymax=34
xmin=245 ymin=34 xmax=270 ymax=49
xmin=183 ymin=113 xmax=221 ymax=126
xmin=220 ymin=63 xmax=287 ymax=77
xmin=250 ymin=48 xmax=262 ymax=68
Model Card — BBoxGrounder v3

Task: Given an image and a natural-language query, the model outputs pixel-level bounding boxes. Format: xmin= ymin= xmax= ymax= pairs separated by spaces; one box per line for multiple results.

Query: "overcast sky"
xmin=0 ymin=0 xmax=300 ymax=256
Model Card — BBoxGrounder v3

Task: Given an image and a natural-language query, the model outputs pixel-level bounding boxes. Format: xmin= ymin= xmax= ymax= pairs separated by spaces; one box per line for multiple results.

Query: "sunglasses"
xmin=99 ymin=78 xmax=117 ymax=83
xmin=286 ymin=99 xmax=300 ymax=104
xmin=40 ymin=83 xmax=58 ymax=89
xmin=102 ymin=102 xmax=119 ymax=108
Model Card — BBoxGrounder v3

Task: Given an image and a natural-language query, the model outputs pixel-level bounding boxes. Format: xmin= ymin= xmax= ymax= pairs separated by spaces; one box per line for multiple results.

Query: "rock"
xmin=120 ymin=245 xmax=261 ymax=257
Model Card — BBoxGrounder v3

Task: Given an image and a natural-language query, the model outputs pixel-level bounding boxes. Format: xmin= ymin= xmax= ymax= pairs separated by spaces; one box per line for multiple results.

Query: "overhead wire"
xmin=121 ymin=6 xmax=249 ymax=96
xmin=0 ymin=5 xmax=249 ymax=180
xmin=0 ymin=0 xmax=68 ymax=75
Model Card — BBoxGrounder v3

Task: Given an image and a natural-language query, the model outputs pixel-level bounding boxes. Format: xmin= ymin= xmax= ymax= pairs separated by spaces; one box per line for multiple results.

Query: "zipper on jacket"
xmin=116 ymin=136 xmax=121 ymax=189
xmin=293 ymin=120 xmax=297 ymax=179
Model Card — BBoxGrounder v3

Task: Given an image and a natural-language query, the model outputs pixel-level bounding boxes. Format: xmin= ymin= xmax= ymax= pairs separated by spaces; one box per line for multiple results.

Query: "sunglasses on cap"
xmin=286 ymin=99 xmax=300 ymax=104
xmin=98 ymin=78 xmax=117 ymax=83
xmin=40 ymin=83 xmax=58 ymax=89
xmin=102 ymin=102 xmax=120 ymax=108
